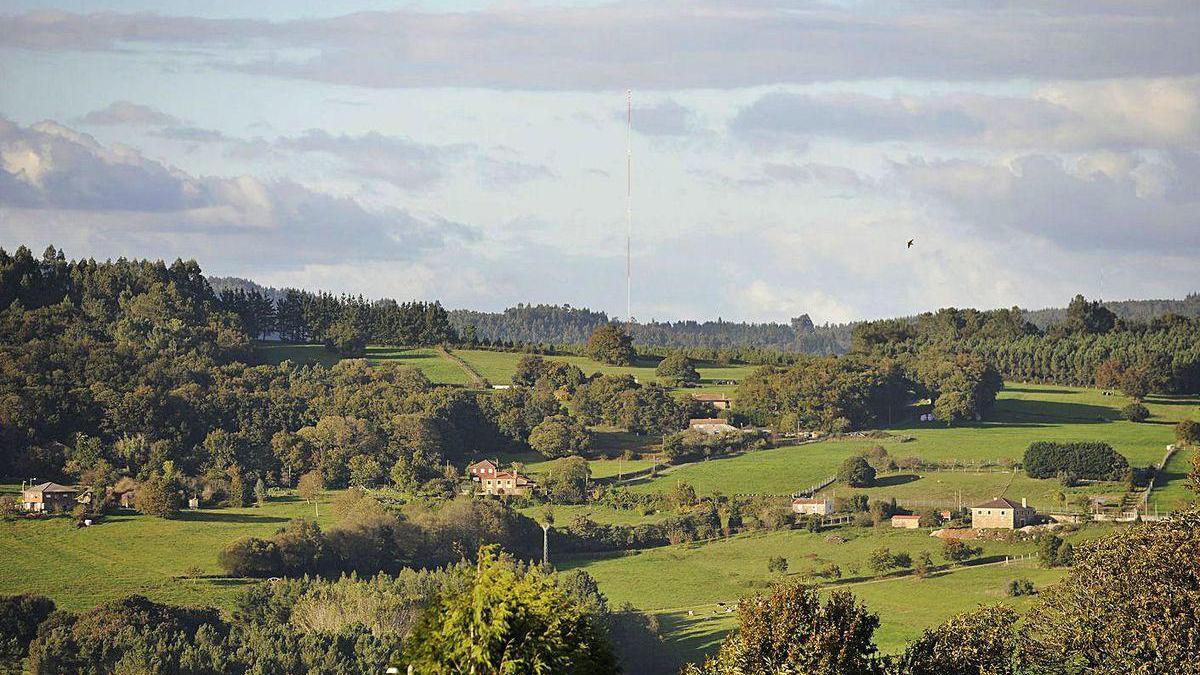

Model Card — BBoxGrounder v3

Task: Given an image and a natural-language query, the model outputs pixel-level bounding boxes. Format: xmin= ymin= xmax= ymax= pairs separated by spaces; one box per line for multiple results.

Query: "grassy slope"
xmin=254 ymin=344 xmax=470 ymax=385
xmin=1150 ymin=445 xmax=1197 ymax=513
xmin=625 ymin=384 xmax=1197 ymax=503
xmin=0 ymin=492 xmax=335 ymax=612
xmin=559 ymin=525 xmax=1093 ymax=661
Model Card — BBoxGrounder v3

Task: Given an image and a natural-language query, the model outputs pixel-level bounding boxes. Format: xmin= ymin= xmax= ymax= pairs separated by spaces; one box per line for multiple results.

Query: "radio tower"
xmin=625 ymin=89 xmax=633 ymax=326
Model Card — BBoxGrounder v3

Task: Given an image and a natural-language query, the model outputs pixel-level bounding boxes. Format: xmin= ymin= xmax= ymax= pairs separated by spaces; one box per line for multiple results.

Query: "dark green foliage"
xmin=684 ymin=583 xmax=880 ymax=675
xmin=26 ymin=595 xmax=230 ymax=674
xmin=734 ymin=355 xmax=909 ymax=431
xmin=656 ymin=352 xmax=700 ymax=386
xmin=585 ymin=324 xmax=636 ymax=366
xmin=1023 ymin=441 xmax=1130 ymax=480
xmin=1022 ymin=511 xmax=1200 ymax=672
xmin=852 ymin=298 xmax=1200 ymax=396
xmin=528 ymin=415 xmax=591 ymax=458
xmin=1177 ymin=419 xmax=1200 ymax=445
xmin=767 ymin=556 xmax=789 ymax=574
xmin=0 ymin=594 xmax=55 ymax=666
xmin=322 ymin=318 xmax=366 ymax=357
xmin=405 ymin=546 xmax=618 ymax=675
xmin=662 ymin=428 xmax=770 ymax=464
xmin=839 ymin=456 xmax=877 ymax=487
xmin=1120 ymin=402 xmax=1150 ymax=422
xmin=1037 ymin=534 xmax=1074 ymax=568
xmin=218 ymin=537 xmax=282 ymax=578
xmin=942 ymin=539 xmax=982 ymax=563
xmin=1006 ymin=579 xmax=1036 ymax=597
xmin=890 ymin=605 xmax=1020 ymax=675
xmin=572 ymin=375 xmax=686 ymax=435
xmin=542 ymin=456 xmax=591 ymax=504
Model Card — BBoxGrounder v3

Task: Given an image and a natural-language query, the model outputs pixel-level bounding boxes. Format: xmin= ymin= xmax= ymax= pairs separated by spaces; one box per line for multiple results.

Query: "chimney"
xmin=1021 ymin=498 xmax=1027 ymax=508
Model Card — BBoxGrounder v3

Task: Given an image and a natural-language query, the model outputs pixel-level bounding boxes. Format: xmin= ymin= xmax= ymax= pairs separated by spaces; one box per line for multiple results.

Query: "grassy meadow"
xmin=558 ymin=525 xmax=1099 ymax=661
xmin=623 ymin=383 xmax=1196 ymax=504
xmin=0 ymin=491 xmax=335 ymax=612
xmin=254 ymin=343 xmax=471 ymax=385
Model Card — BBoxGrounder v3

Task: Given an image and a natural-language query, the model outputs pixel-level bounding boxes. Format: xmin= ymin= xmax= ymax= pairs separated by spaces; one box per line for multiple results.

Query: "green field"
xmin=453 ymin=349 xmax=756 ymax=390
xmin=255 ymin=344 xmax=471 ymax=385
xmin=1150 ymin=445 xmax=1197 ymax=513
xmin=0 ymin=492 xmax=335 ymax=612
xmin=559 ymin=525 xmax=1093 ymax=662
xmin=624 ymin=383 xmax=1197 ymax=501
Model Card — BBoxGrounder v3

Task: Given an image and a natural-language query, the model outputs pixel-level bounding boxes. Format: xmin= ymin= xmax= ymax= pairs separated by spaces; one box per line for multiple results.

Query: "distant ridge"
xmin=205 ymin=276 xmax=1198 ymax=354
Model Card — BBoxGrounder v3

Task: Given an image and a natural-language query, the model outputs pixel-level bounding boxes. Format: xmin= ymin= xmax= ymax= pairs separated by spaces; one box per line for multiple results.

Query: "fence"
xmin=793 ymin=475 xmax=836 ymax=498
xmin=1143 ymin=444 xmax=1181 ymax=510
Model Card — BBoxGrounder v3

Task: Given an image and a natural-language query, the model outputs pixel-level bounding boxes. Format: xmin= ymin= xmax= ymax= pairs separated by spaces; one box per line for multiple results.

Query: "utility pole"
xmin=625 ymin=89 xmax=633 ymax=327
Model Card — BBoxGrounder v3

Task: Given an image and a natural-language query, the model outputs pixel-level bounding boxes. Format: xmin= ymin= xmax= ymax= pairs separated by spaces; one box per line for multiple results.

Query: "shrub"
xmin=767 ymin=556 xmax=789 ymax=574
xmin=1120 ymin=403 xmax=1150 ymax=422
xmin=838 ymin=456 xmax=876 ymax=488
xmin=0 ymin=594 xmax=55 ymax=664
xmin=942 ymin=539 xmax=982 ymax=562
xmin=218 ymin=537 xmax=282 ymax=577
xmin=1007 ymin=578 xmax=1036 ymax=597
xmin=1038 ymin=534 xmax=1074 ymax=568
xmin=1023 ymin=441 xmax=1129 ymax=480
xmin=1177 ymin=419 xmax=1200 ymax=445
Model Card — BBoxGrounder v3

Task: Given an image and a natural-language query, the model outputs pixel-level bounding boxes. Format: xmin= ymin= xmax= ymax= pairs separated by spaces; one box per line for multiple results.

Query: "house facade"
xmin=891 ymin=514 xmax=922 ymax=529
xmin=791 ymin=497 xmax=833 ymax=516
xmin=467 ymin=460 xmax=499 ymax=481
xmin=477 ymin=471 xmax=536 ymax=497
xmin=971 ymin=497 xmax=1037 ymax=529
xmin=21 ymin=482 xmax=79 ymax=513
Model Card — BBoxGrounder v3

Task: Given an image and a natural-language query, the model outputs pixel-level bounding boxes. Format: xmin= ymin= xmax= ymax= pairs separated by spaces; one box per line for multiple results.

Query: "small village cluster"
xmin=791 ymin=495 xmax=1040 ymax=531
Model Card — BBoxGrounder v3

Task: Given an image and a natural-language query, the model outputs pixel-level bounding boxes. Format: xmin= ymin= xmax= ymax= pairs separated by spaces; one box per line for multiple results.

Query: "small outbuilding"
xmin=891 ymin=514 xmax=923 ymax=529
xmin=691 ymin=393 xmax=732 ymax=410
xmin=688 ymin=418 xmax=738 ymax=435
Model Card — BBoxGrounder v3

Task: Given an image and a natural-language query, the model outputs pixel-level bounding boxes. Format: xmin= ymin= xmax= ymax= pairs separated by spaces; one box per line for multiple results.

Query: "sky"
xmin=1 ymin=1 xmax=1198 ymax=324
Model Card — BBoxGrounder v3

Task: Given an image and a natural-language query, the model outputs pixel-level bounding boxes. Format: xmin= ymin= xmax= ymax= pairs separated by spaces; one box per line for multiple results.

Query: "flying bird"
xmin=907 ymin=239 xmax=914 ymax=249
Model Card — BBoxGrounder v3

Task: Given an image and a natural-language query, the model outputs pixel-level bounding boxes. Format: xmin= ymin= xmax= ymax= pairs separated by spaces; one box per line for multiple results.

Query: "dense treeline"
xmin=213 ymin=277 xmax=854 ymax=353
xmin=852 ymin=296 xmax=1200 ymax=395
xmin=1024 ymin=293 xmax=1200 ymax=327
xmin=0 ymin=247 xmax=695 ymax=491
xmin=733 ymin=351 xmax=1001 ymax=431
xmin=1023 ymin=442 xmax=1130 ymax=481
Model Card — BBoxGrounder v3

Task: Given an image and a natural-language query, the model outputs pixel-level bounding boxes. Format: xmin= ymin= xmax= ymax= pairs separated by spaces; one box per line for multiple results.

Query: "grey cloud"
xmin=77 ymin=101 xmax=182 ymax=127
xmin=732 ymin=92 xmax=986 ymax=142
xmin=620 ymin=100 xmax=697 ymax=136
xmin=732 ymin=82 xmax=1200 ymax=150
xmin=893 ymin=153 xmax=1200 ymax=253
xmin=0 ymin=117 xmax=472 ymax=267
xmin=2 ymin=3 xmax=1197 ymax=89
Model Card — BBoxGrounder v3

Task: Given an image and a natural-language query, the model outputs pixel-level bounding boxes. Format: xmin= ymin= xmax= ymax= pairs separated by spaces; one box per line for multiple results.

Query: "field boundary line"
xmin=439 ymin=346 xmax=490 ymax=388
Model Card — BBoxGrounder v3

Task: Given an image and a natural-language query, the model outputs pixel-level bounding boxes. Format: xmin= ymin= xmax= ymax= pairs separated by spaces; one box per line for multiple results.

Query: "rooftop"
xmin=25 ymin=482 xmax=77 ymax=494
xmin=973 ymin=497 xmax=1025 ymax=510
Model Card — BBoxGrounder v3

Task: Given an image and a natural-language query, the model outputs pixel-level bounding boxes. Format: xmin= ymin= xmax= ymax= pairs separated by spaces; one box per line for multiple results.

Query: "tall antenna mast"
xmin=625 ymin=89 xmax=632 ymax=326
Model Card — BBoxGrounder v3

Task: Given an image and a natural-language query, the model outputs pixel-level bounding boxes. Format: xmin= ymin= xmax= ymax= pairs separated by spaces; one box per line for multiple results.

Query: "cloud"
xmin=77 ymin=101 xmax=182 ymax=127
xmin=2 ymin=3 xmax=1197 ymax=89
xmin=732 ymin=80 xmax=1200 ymax=150
xmin=0 ymin=117 xmax=474 ymax=268
xmin=892 ymin=152 xmax=1200 ymax=253
xmin=620 ymin=99 xmax=697 ymax=136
